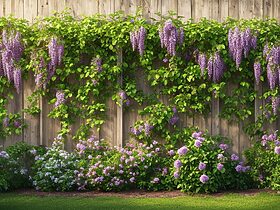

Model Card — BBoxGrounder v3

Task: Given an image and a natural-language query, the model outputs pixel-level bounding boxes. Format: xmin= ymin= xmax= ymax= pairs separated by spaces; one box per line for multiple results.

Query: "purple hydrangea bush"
xmin=245 ymin=131 xmax=280 ymax=190
xmin=172 ymin=130 xmax=253 ymax=193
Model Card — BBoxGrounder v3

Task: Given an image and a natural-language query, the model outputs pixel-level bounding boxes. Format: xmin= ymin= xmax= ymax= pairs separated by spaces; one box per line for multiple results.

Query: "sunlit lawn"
xmin=0 ymin=192 xmax=279 ymax=210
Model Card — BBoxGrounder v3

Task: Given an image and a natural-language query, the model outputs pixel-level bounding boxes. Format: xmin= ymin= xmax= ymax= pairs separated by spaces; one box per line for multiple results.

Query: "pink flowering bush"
xmin=245 ymin=131 xmax=280 ymax=190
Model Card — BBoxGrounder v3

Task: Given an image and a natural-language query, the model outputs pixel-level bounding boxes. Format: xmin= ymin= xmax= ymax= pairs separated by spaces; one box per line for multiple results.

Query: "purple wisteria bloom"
xmin=199 ymin=174 xmax=209 ymax=183
xmin=198 ymin=53 xmax=207 ymax=76
xmin=254 ymin=61 xmax=261 ymax=85
xmin=228 ymin=27 xmax=257 ymax=68
xmin=144 ymin=122 xmax=153 ymax=136
xmin=13 ymin=68 xmax=21 ymax=94
xmin=198 ymin=162 xmax=206 ymax=170
xmin=130 ymin=26 xmax=146 ymax=56
xmin=169 ymin=114 xmax=179 ymax=125
xmin=271 ymin=96 xmax=280 ymax=115
xmin=168 ymin=150 xmax=175 ymax=156
xmin=54 ymin=90 xmax=65 ymax=107
xmin=152 ymin=177 xmax=160 ymax=183
xmin=217 ymin=153 xmax=224 ymax=160
xmin=177 ymin=146 xmax=188 ymax=156
xmin=235 ymin=164 xmax=243 ymax=173
xmin=174 ymin=160 xmax=182 ymax=169
xmin=217 ymin=163 xmax=224 ymax=171
xmin=159 ymin=20 xmax=182 ymax=56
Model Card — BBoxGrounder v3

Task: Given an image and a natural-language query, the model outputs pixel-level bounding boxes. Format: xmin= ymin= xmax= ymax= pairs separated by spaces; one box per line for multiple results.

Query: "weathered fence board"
xmin=0 ymin=0 xmax=280 ymax=154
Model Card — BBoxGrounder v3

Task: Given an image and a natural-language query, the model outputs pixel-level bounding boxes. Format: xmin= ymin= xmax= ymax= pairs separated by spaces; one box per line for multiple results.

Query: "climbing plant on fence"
xmin=1 ymin=10 xmax=280 ymax=142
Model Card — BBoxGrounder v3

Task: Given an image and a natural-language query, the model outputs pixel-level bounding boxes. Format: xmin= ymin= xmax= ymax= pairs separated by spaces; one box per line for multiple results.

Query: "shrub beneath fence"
xmin=245 ymin=131 xmax=280 ymax=190
xmin=26 ymin=129 xmax=254 ymax=193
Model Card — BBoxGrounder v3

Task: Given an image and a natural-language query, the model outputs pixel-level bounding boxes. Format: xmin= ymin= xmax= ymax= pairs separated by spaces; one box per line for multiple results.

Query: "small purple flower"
xmin=235 ymin=164 xmax=243 ymax=173
xmin=169 ymin=115 xmax=179 ymax=125
xmin=198 ymin=162 xmax=206 ymax=170
xmin=174 ymin=160 xmax=182 ymax=169
xmin=163 ymin=58 xmax=169 ymax=63
xmin=217 ymin=163 xmax=224 ymax=171
xmin=119 ymin=90 xmax=127 ymax=100
xmin=192 ymin=131 xmax=203 ymax=139
xmin=194 ymin=140 xmax=202 ymax=148
xmin=219 ymin=143 xmax=229 ymax=150
xmin=199 ymin=174 xmax=209 ymax=183
xmin=231 ymin=154 xmax=239 ymax=161
xmin=14 ymin=120 xmax=21 ymax=128
xmin=54 ymin=90 xmax=65 ymax=107
xmin=152 ymin=177 xmax=160 ymax=183
xmin=3 ymin=117 xmax=9 ymax=127
xmin=168 ymin=150 xmax=175 ymax=156
xmin=254 ymin=61 xmax=261 ymax=85
xmin=174 ymin=171 xmax=180 ymax=179
xmin=177 ymin=146 xmax=188 ymax=156
xmin=129 ymin=177 xmax=135 ymax=183
xmin=275 ymin=146 xmax=280 ymax=155
xmin=217 ymin=154 xmax=224 ymax=159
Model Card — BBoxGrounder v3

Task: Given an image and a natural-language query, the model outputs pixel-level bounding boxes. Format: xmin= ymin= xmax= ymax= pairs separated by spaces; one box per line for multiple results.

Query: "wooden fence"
xmin=0 ymin=0 xmax=280 ymax=154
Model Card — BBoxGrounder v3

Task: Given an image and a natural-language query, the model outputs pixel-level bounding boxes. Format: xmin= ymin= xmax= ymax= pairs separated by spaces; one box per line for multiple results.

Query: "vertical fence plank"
xmin=253 ymin=0 xmax=264 ymax=18
xmin=209 ymin=0 xmax=220 ymax=21
xmin=177 ymin=0 xmax=192 ymax=21
xmin=220 ymin=0 xmax=229 ymax=21
xmin=228 ymin=0 xmax=239 ymax=18
xmin=161 ymin=0 xmax=177 ymax=16
xmin=38 ymin=0 xmax=50 ymax=17
xmin=148 ymin=0 xmax=162 ymax=20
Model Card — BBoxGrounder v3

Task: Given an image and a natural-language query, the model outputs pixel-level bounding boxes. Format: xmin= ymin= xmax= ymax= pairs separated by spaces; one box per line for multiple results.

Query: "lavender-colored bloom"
xmin=152 ymin=177 xmax=160 ymax=183
xmin=12 ymin=32 xmax=24 ymax=61
xmin=14 ymin=120 xmax=21 ymax=128
xmin=130 ymin=31 xmax=137 ymax=51
xmin=169 ymin=115 xmax=179 ymax=125
xmin=219 ymin=143 xmax=229 ymax=150
xmin=163 ymin=58 xmax=169 ymax=63
xmin=192 ymin=131 xmax=202 ymax=139
xmin=207 ymin=57 xmax=213 ymax=80
xmin=2 ymin=117 xmax=9 ymax=127
xmin=129 ymin=177 xmax=135 ymax=183
xmin=0 ymin=151 xmax=9 ymax=159
xmin=119 ymin=90 xmax=127 ymax=100
xmin=55 ymin=90 xmax=65 ymax=107
xmin=198 ymin=162 xmax=206 ymax=170
xmin=57 ymin=45 xmax=64 ymax=66
xmin=48 ymin=38 xmax=58 ymax=66
xmin=96 ymin=58 xmax=102 ymax=72
xmin=162 ymin=167 xmax=168 ymax=176
xmin=217 ymin=163 xmax=224 ymax=171
xmin=168 ymin=150 xmax=175 ymax=156
xmin=254 ymin=61 xmax=261 ymax=85
xmin=13 ymin=68 xmax=21 ymax=94
xmin=144 ymin=122 xmax=153 ymax=136
xmin=138 ymin=26 xmax=146 ymax=56
xmin=275 ymin=140 xmax=280 ymax=146
xmin=272 ymin=96 xmax=280 ymax=115
xmin=275 ymin=146 xmax=280 ymax=155
xmin=178 ymin=146 xmax=188 ymax=156
xmin=217 ymin=154 xmax=224 ymax=159
xmin=174 ymin=171 xmax=180 ymax=179
xmin=174 ymin=160 xmax=182 ymax=169
xmin=231 ymin=154 xmax=239 ymax=161
xmin=194 ymin=140 xmax=202 ymax=148
xmin=198 ymin=53 xmax=207 ymax=76
xmin=160 ymin=20 xmax=180 ymax=56
xmin=235 ymin=164 xmax=243 ymax=172
xmin=199 ymin=174 xmax=209 ymax=183
xmin=212 ymin=52 xmax=225 ymax=83
xmin=267 ymin=60 xmax=276 ymax=90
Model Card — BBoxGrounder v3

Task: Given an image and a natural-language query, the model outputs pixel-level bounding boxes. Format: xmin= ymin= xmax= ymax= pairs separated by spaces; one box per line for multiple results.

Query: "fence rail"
xmin=1 ymin=0 xmax=280 ymax=153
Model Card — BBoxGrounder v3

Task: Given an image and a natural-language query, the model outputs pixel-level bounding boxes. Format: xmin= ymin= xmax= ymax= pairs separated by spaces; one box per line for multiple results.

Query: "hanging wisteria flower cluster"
xmin=228 ymin=27 xmax=257 ymax=68
xmin=1 ymin=30 xmax=24 ymax=93
xmin=207 ymin=52 xmax=226 ymax=83
xmin=130 ymin=26 xmax=146 ymax=56
xmin=263 ymin=44 xmax=280 ymax=90
xmin=47 ymin=37 xmax=64 ymax=80
xmin=158 ymin=20 xmax=184 ymax=56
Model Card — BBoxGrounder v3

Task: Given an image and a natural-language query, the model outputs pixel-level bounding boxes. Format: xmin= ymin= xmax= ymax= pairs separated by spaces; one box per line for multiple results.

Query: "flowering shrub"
xmin=76 ymin=137 xmax=174 ymax=191
xmin=32 ymin=136 xmax=78 ymax=191
xmin=172 ymin=131 xmax=253 ymax=193
xmin=245 ymin=131 xmax=280 ymax=190
xmin=0 ymin=142 xmax=43 ymax=191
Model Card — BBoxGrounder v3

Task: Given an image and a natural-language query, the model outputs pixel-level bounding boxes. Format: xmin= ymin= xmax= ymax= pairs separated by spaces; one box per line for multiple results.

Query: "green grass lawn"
xmin=0 ymin=192 xmax=280 ymax=210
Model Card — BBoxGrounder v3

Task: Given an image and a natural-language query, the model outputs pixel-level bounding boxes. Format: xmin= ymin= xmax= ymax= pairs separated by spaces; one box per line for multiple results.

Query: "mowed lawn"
xmin=0 ymin=192 xmax=280 ymax=210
